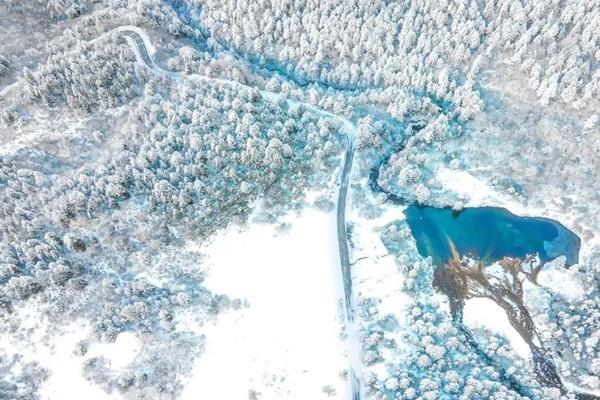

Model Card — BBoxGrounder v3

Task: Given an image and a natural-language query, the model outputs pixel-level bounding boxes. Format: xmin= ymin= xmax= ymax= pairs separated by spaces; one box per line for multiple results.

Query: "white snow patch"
xmin=463 ymin=297 xmax=530 ymax=359
xmin=180 ymin=204 xmax=349 ymax=400
xmin=537 ymin=268 xmax=586 ymax=301
xmin=436 ymin=167 xmax=526 ymax=211
xmin=39 ymin=325 xmax=127 ymax=400
xmin=87 ymin=331 xmax=141 ymax=370
xmin=531 ymin=258 xmax=586 ymax=301
xmin=562 ymin=378 xmax=600 ymax=397
xmin=0 ymin=304 xmax=122 ymax=400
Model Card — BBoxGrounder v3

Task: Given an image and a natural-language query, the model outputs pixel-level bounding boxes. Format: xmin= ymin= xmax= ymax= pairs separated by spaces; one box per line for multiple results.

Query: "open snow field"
xmin=181 ymin=202 xmax=349 ymax=400
xmin=0 ymin=307 xmax=136 ymax=400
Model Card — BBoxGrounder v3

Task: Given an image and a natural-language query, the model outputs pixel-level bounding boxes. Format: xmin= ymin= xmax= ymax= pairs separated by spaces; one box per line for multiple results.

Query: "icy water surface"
xmin=405 ymin=205 xmax=580 ymax=266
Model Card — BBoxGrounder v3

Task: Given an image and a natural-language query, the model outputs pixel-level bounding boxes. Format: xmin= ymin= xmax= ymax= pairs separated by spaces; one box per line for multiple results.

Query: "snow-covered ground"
xmin=39 ymin=328 xmax=140 ymax=400
xmin=462 ymin=297 xmax=530 ymax=359
xmin=435 ymin=167 xmax=525 ymax=211
xmin=350 ymin=205 xmax=411 ymax=325
xmin=345 ymin=173 xmax=414 ymax=380
xmin=0 ymin=304 xmax=138 ymax=400
xmin=180 ymin=199 xmax=350 ymax=400
xmin=536 ymin=262 xmax=586 ymax=302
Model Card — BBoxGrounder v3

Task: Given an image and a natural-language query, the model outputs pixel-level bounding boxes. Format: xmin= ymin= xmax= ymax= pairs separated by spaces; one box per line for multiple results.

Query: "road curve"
xmin=119 ymin=27 xmax=364 ymax=400
xmin=117 ymin=27 xmax=180 ymax=79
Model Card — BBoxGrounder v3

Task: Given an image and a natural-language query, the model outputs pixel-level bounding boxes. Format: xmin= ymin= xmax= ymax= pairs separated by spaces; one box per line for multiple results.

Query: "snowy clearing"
xmin=436 ymin=167 xmax=526 ymax=212
xmin=0 ymin=305 xmax=124 ymax=400
xmin=181 ymin=202 xmax=349 ymax=400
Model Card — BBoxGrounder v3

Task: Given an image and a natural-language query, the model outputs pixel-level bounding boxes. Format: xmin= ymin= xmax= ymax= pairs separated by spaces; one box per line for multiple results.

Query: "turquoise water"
xmin=405 ymin=205 xmax=580 ymax=267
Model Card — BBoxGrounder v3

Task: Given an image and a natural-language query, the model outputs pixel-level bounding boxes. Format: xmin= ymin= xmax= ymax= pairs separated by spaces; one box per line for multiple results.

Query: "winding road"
xmin=118 ymin=27 xmax=180 ymax=79
xmin=119 ymin=27 xmax=363 ymax=400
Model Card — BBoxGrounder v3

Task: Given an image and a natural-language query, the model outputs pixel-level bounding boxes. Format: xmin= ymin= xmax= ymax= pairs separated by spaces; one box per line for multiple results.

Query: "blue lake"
xmin=405 ymin=205 xmax=580 ymax=267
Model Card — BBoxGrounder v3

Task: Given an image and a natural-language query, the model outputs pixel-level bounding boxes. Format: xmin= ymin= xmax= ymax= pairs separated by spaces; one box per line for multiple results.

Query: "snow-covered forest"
xmin=1 ymin=0 xmax=599 ymax=399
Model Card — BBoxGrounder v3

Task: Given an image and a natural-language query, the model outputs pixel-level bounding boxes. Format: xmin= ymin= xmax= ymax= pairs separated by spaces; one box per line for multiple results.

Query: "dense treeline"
xmin=193 ymin=0 xmax=600 ymax=110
